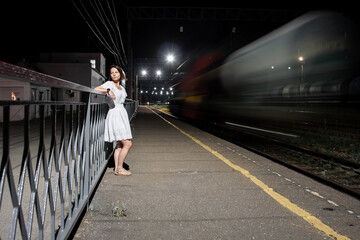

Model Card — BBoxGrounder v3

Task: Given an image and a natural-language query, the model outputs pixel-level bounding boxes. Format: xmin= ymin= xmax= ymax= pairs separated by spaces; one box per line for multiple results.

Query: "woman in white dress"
xmin=95 ymin=65 xmax=132 ymax=176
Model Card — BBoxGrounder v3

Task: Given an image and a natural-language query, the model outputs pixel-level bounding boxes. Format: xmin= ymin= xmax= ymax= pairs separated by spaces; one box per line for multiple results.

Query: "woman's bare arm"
xmin=94 ymin=86 xmax=107 ymax=93
xmin=94 ymin=85 xmax=116 ymax=99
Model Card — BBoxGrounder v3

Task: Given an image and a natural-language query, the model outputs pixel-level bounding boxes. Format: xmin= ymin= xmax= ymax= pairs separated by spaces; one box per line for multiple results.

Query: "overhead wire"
xmin=77 ymin=1 xmax=119 ymax=64
xmin=93 ymin=0 xmax=124 ymax=66
xmin=71 ymin=0 xmax=116 ymax=56
xmin=102 ymin=0 xmax=122 ymax=59
xmin=89 ymin=0 xmax=122 ymax=66
xmin=71 ymin=0 xmax=127 ymax=68
xmin=105 ymin=0 xmax=128 ymax=65
xmin=107 ymin=0 xmax=127 ymax=64
xmin=72 ymin=0 xmax=117 ymax=57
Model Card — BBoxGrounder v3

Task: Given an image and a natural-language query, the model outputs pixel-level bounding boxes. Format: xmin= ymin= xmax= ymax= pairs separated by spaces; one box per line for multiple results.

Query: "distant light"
xmin=288 ymin=67 xmax=291 ymax=70
xmin=156 ymin=70 xmax=162 ymax=76
xmin=271 ymin=66 xmax=275 ymax=69
xmin=166 ymin=54 xmax=175 ymax=63
xmin=141 ymin=70 xmax=147 ymax=76
xmin=298 ymin=56 xmax=304 ymax=62
xmin=90 ymin=59 xmax=96 ymax=69
xmin=169 ymin=87 xmax=173 ymax=90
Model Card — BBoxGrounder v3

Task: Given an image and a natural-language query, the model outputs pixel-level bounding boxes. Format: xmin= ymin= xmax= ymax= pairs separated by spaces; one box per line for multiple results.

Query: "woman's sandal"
xmin=114 ymin=168 xmax=132 ymax=176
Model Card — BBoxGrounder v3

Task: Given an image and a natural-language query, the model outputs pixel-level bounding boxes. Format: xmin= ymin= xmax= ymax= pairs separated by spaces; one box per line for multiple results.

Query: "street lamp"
xmin=166 ymin=54 xmax=175 ymax=63
xmin=156 ymin=70 xmax=162 ymax=77
xmin=298 ymin=56 xmax=305 ymax=96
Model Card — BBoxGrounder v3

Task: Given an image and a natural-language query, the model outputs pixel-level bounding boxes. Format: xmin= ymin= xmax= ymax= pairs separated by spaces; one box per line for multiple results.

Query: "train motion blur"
xmin=170 ymin=12 xmax=360 ymax=137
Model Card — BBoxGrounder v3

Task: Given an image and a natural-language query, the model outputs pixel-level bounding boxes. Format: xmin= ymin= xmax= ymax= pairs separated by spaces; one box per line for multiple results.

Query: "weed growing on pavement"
xmin=111 ymin=200 xmax=127 ymax=217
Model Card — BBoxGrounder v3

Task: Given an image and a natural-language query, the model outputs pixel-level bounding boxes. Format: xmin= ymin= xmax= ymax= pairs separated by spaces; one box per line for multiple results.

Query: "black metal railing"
xmin=0 ymin=61 xmax=138 ymax=240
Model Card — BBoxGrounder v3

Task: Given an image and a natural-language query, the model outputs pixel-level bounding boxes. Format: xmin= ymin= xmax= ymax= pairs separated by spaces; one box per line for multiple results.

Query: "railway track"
xmin=198 ymin=121 xmax=360 ymax=199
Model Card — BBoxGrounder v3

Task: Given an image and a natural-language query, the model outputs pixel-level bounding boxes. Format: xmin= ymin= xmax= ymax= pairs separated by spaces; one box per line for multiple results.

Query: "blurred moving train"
xmin=170 ymin=12 xmax=360 ymax=134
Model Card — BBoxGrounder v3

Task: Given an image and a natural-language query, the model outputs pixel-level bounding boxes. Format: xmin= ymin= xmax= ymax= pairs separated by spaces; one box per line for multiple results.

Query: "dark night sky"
xmin=1 ymin=0 xmax=359 ymax=66
xmin=1 ymin=1 xmax=93 ymax=63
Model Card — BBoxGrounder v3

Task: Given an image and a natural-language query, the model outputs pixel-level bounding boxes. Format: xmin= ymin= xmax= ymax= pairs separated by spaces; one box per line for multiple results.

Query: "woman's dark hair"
xmin=109 ymin=65 xmax=127 ymax=81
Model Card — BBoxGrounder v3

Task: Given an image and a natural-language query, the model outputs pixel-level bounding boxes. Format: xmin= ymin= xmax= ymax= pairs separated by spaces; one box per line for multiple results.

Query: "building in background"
xmin=0 ymin=52 xmax=106 ymax=122
xmin=37 ymin=52 xmax=106 ymax=88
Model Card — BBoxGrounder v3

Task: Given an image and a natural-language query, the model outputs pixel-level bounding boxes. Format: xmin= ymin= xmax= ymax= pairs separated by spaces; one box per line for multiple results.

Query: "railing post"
xmin=83 ymin=94 xmax=91 ymax=200
xmin=0 ymin=105 xmax=10 ymax=209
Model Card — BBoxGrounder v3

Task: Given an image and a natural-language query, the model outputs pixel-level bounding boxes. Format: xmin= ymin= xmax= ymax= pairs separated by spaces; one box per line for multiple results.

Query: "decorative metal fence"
xmin=0 ymin=61 xmax=138 ymax=239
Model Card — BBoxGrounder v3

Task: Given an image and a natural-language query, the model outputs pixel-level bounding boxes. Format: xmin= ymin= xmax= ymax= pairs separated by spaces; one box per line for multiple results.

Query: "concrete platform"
xmin=74 ymin=106 xmax=360 ymax=240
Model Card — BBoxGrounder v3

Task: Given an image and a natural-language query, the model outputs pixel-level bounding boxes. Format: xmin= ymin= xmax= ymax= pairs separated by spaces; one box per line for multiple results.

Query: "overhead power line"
xmin=71 ymin=0 xmax=127 ymax=68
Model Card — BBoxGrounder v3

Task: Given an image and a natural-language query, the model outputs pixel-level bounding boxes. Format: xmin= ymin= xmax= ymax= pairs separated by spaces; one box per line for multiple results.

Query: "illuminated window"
xmin=90 ymin=59 xmax=96 ymax=69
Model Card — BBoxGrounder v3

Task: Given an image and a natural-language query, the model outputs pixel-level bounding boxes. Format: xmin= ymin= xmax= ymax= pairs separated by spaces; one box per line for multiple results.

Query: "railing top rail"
xmin=0 ymin=61 xmax=102 ymax=94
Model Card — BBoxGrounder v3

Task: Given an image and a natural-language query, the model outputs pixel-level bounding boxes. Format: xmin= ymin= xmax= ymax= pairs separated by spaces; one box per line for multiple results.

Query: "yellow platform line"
xmin=149 ymin=107 xmax=350 ymax=240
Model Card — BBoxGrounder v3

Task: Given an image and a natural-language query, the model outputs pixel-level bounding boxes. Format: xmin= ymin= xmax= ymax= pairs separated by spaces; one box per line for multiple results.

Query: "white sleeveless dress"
xmin=101 ymin=81 xmax=132 ymax=142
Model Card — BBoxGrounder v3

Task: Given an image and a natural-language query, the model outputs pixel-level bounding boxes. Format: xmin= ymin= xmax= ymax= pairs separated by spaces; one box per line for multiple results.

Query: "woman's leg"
xmin=114 ymin=141 xmax=123 ymax=171
xmin=114 ymin=140 xmax=132 ymax=176
xmin=115 ymin=140 xmax=132 ymax=174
